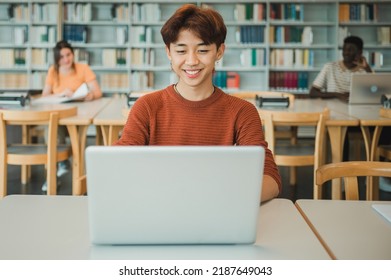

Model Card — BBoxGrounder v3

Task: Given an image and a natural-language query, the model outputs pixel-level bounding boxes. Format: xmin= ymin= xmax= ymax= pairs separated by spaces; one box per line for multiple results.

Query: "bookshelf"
xmin=1 ymin=0 xmax=390 ymax=95
xmin=338 ymin=1 xmax=391 ymax=72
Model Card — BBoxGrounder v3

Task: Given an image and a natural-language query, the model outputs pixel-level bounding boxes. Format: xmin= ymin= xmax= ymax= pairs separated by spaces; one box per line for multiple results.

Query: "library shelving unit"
xmin=1 ymin=0 xmax=391 ymax=95
xmin=0 ymin=1 xmax=30 ymax=90
xmin=0 ymin=0 xmax=59 ymax=91
xmin=62 ymin=0 xmax=131 ymax=94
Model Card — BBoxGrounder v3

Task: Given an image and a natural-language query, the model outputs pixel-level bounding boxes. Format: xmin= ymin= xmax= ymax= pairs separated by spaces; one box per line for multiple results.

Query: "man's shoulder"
xmin=323 ymin=61 xmax=340 ymax=70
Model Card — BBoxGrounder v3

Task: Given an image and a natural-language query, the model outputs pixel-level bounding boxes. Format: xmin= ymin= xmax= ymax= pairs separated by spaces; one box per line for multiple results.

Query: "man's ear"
xmin=165 ymin=45 xmax=171 ymax=61
xmin=216 ymin=43 xmax=225 ymax=61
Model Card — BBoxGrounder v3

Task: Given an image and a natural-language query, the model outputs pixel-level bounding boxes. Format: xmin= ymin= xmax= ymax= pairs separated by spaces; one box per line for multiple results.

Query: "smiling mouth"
xmin=184 ymin=69 xmax=201 ymax=75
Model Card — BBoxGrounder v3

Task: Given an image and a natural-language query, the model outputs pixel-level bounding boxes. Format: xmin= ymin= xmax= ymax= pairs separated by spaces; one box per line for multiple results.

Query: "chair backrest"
xmin=316 ymin=161 xmax=391 ymax=200
xmin=1 ymin=110 xmax=59 ymax=148
xmin=262 ymin=108 xmax=329 ymax=198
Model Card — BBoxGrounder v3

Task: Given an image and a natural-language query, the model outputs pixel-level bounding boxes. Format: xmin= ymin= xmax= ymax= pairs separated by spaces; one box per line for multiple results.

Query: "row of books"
xmin=363 ymin=51 xmax=385 ymax=68
xmin=0 ymin=73 xmax=28 ymax=89
xmin=64 ymin=3 xmax=92 ymax=23
xmin=236 ymin=26 xmax=265 ymax=44
xmin=32 ymin=3 xmax=57 ymax=23
xmin=240 ymin=49 xmax=266 ymax=67
xmin=13 ymin=27 xmax=27 ymax=45
xmin=102 ymin=49 xmax=127 ymax=67
xmin=0 ymin=49 xmax=26 ymax=67
xmin=4 ymin=4 xmax=29 ymax=22
xmin=213 ymin=71 xmax=240 ymax=90
xmin=378 ymin=27 xmax=391 ymax=45
xmin=63 ymin=25 xmax=128 ymax=45
xmin=339 ymin=4 xmax=378 ymax=22
xmin=270 ymin=26 xmax=313 ymax=45
xmin=270 ymin=3 xmax=304 ymax=21
xmin=31 ymin=49 xmax=53 ymax=67
xmin=132 ymin=26 xmax=154 ymax=44
xmin=131 ymin=49 xmax=155 ymax=67
xmin=132 ymin=3 xmax=161 ymax=23
xmin=270 ymin=49 xmax=314 ymax=68
xmin=269 ymin=72 xmax=309 ymax=91
xmin=131 ymin=71 xmax=156 ymax=91
xmin=30 ymin=72 xmax=46 ymax=89
xmin=31 ymin=26 xmax=57 ymax=44
xmin=114 ymin=4 xmax=130 ymax=22
xmin=63 ymin=25 xmax=87 ymax=43
xmin=234 ymin=3 xmax=266 ymax=22
xmin=9 ymin=26 xmax=57 ymax=45
xmin=100 ymin=73 xmax=129 ymax=90
xmin=74 ymin=49 xmax=89 ymax=64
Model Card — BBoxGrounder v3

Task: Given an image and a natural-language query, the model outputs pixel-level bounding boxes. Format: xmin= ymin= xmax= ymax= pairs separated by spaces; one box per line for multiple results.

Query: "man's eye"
xmin=176 ymin=50 xmax=185 ymax=54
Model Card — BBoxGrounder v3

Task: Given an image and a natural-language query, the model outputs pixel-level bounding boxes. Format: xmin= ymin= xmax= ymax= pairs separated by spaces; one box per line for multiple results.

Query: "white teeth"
xmin=185 ymin=70 xmax=200 ymax=75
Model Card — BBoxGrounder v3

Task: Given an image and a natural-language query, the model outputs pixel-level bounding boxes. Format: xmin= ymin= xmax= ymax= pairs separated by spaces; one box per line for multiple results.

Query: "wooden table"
xmin=296 ymin=199 xmax=391 ymax=259
xmin=324 ymin=101 xmax=391 ymax=200
xmin=58 ymin=98 xmax=112 ymax=195
xmin=0 ymin=195 xmax=329 ymax=260
xmin=92 ymin=94 xmax=128 ymax=146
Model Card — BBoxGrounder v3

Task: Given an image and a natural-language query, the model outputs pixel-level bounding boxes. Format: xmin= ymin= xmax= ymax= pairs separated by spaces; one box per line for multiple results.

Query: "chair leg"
xmin=21 ymin=165 xmax=31 ymax=184
xmin=0 ymin=162 xmax=6 ymax=198
xmin=289 ymin=166 xmax=297 ymax=186
xmin=47 ymin=162 xmax=57 ymax=195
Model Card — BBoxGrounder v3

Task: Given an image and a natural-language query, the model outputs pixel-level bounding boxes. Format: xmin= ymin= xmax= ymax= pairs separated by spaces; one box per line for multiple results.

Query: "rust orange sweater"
xmin=115 ymin=85 xmax=281 ymax=192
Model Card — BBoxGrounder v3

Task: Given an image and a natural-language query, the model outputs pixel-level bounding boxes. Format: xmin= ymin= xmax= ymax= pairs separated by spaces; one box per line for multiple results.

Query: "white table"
xmin=296 ymin=199 xmax=391 ymax=260
xmin=0 ymin=196 xmax=329 ymax=260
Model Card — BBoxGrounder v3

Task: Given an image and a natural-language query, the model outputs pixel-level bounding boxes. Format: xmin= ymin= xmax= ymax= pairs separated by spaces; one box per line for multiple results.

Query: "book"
xmin=34 ymin=83 xmax=89 ymax=104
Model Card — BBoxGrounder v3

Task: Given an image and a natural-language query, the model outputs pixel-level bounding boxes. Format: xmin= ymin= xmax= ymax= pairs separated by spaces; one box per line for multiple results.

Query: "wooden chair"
xmin=230 ymin=91 xmax=298 ymax=144
xmin=0 ymin=107 xmax=76 ymax=197
xmin=315 ymin=161 xmax=391 ymax=200
xmin=262 ymin=108 xmax=329 ymax=199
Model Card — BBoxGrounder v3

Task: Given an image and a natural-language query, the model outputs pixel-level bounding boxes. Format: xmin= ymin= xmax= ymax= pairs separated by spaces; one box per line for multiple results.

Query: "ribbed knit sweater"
xmin=114 ymin=85 xmax=281 ymax=192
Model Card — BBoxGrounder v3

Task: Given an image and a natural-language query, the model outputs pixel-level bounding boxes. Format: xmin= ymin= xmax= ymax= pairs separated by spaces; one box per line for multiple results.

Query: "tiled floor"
xmin=4 ymin=137 xmax=391 ymax=201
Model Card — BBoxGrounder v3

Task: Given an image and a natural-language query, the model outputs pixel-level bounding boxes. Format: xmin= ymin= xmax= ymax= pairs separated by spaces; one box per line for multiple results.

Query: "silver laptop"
xmin=85 ymin=146 xmax=265 ymax=245
xmin=349 ymin=73 xmax=391 ymax=104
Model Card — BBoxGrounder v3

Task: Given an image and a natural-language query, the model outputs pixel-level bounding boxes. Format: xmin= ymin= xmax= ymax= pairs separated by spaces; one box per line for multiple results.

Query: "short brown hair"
xmin=161 ymin=4 xmax=226 ymax=49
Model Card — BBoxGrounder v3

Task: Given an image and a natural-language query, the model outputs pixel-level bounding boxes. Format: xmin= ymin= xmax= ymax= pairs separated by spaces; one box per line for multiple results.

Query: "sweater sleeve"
xmin=234 ymin=102 xmax=282 ymax=194
xmin=114 ymin=97 xmax=151 ymax=145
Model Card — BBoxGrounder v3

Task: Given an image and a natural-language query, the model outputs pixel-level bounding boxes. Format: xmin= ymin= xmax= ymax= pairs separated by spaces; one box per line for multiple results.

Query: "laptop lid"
xmin=85 ymin=146 xmax=264 ymax=245
xmin=349 ymin=73 xmax=391 ymax=104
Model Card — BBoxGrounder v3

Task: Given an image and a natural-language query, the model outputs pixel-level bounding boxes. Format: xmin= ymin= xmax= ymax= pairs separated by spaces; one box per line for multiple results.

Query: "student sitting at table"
xmin=114 ymin=4 xmax=281 ymax=202
xmin=41 ymin=40 xmax=102 ymax=191
xmin=309 ymin=35 xmax=372 ymax=101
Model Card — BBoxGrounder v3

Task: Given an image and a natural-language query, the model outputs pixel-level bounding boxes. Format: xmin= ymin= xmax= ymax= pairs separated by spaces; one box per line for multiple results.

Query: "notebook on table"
xmin=349 ymin=73 xmax=391 ymax=105
xmin=85 ymin=145 xmax=265 ymax=245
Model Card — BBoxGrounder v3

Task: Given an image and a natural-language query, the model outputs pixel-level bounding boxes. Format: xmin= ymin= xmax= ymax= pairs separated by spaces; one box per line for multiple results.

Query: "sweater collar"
xmin=167 ymin=84 xmax=223 ymax=108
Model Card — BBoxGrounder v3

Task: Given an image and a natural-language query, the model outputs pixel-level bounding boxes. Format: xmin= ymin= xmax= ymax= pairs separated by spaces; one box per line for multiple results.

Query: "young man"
xmin=114 ymin=4 xmax=281 ymax=202
xmin=309 ymin=35 xmax=372 ymax=101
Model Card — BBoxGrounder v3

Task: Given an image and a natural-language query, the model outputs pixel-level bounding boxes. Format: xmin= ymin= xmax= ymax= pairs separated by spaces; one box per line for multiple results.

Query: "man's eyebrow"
xmin=173 ymin=42 xmax=208 ymax=47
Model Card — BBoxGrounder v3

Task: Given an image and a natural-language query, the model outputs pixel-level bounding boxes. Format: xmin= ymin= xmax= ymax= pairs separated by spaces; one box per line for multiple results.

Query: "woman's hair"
xmin=53 ymin=40 xmax=75 ymax=82
xmin=160 ymin=4 xmax=227 ymax=49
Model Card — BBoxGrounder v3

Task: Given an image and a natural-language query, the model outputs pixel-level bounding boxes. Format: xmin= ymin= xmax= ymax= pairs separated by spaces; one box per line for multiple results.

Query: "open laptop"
xmin=85 ymin=146 xmax=265 ymax=245
xmin=349 ymin=73 xmax=391 ymax=105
